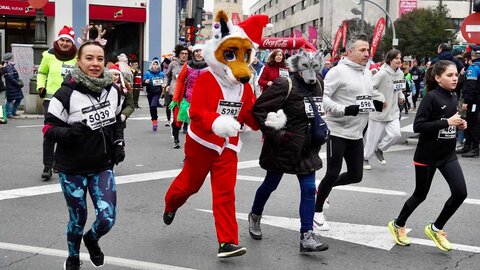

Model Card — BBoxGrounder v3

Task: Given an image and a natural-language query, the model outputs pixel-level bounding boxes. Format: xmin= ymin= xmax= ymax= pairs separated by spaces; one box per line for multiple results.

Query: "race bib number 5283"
xmin=216 ymin=100 xmax=243 ymax=118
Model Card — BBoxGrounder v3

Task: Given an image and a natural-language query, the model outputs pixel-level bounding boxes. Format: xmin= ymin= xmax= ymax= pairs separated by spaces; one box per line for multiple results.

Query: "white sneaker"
xmin=363 ymin=159 xmax=372 ymax=170
xmin=313 ymin=212 xmax=330 ymax=231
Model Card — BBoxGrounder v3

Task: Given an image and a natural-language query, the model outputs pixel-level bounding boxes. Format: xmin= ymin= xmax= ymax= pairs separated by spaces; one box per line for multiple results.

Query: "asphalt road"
xmin=1 ymin=96 xmax=479 ymax=269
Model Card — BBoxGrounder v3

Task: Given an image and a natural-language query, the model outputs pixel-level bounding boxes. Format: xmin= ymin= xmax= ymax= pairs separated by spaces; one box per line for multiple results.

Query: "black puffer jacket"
xmin=253 ymin=74 xmax=324 ymax=174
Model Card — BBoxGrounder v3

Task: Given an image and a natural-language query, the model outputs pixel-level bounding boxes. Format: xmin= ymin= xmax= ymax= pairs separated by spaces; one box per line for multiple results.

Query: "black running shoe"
xmin=217 ymin=243 xmax=247 ymax=258
xmin=41 ymin=167 xmax=52 ymax=180
xmin=163 ymin=211 xmax=176 ymax=225
xmin=83 ymin=231 xmax=105 ymax=267
xmin=64 ymin=256 xmax=81 ymax=270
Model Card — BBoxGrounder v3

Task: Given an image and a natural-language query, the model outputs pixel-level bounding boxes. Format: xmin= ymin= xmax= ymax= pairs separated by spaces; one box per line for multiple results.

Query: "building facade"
xmin=0 ymin=0 xmax=178 ymax=65
xmin=250 ymin=0 xmax=471 ymax=49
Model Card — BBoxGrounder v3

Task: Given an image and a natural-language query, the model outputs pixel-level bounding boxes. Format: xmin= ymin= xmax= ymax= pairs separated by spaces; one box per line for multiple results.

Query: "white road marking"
xmin=200 ymin=210 xmax=480 ymax=253
xmin=0 ymin=242 xmax=196 ymax=270
xmin=16 ymin=124 xmax=43 ymax=128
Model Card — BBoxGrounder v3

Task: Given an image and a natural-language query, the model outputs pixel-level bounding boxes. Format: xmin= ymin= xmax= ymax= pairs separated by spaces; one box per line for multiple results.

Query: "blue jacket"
xmin=143 ymin=69 xmax=165 ymax=95
xmin=3 ymin=63 xmax=24 ymax=101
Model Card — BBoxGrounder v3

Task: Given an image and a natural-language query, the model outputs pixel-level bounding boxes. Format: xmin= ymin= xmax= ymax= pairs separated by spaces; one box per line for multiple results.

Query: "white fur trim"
xmin=212 ymin=115 xmax=241 ymax=138
xmin=264 ymin=109 xmax=287 ymax=130
xmin=57 ymin=34 xmax=74 ymax=43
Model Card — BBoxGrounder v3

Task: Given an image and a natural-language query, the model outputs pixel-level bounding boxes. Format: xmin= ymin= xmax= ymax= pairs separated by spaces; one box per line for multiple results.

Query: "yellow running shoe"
xmin=388 ymin=220 xmax=411 ymax=246
xmin=424 ymin=224 xmax=452 ymax=251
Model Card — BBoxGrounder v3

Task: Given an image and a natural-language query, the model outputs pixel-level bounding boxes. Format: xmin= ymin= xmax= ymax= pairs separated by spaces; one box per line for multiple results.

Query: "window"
xmin=269 ymin=0 xmax=272 ymax=7
xmin=302 ymin=0 xmax=307 ymax=9
xmin=291 ymin=5 xmax=296 ymax=15
xmin=283 ymin=10 xmax=287 ymax=19
xmin=301 ymin=23 xmax=306 ymax=33
xmin=314 ymin=0 xmax=319 ymax=3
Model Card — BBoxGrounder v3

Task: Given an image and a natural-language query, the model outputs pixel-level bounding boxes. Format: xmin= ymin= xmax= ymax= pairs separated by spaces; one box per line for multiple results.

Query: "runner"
xmin=388 ymin=60 xmax=468 ymax=252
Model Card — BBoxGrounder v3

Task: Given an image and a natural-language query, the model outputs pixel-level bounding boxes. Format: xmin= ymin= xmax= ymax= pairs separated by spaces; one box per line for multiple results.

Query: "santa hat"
xmin=237 ymin=14 xmax=272 ymax=48
xmin=56 ymin=25 xmax=75 ymax=43
xmin=109 ymin=64 xmax=125 ymax=88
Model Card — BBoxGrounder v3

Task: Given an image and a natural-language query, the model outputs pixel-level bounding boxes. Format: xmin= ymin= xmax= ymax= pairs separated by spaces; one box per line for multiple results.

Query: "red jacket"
xmin=188 ymin=71 xmax=259 ymax=154
xmin=258 ymin=63 xmax=288 ymax=90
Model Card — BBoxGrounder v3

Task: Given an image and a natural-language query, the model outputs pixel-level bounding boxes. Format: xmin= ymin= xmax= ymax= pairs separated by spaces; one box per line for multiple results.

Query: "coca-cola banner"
xmin=370 ymin=17 xmax=386 ymax=58
xmin=342 ymin=21 xmax=348 ymax=48
xmin=259 ymin=38 xmax=306 ymax=50
xmin=308 ymin=25 xmax=318 ymax=48
xmin=331 ymin=27 xmax=343 ymax=59
xmin=399 ymin=0 xmax=417 ymax=16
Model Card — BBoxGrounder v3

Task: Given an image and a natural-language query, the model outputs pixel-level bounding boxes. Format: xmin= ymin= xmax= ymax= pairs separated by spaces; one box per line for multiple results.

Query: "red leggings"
xmin=164 ymin=135 xmax=239 ymax=244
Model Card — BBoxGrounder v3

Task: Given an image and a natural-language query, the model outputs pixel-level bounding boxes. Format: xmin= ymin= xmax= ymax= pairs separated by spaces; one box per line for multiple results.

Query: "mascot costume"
xmin=163 ymin=11 xmax=271 ymax=258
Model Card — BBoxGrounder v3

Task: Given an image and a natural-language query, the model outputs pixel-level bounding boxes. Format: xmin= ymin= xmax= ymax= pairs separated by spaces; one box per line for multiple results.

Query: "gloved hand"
xmin=38 ymin=87 xmax=47 ymax=98
xmin=70 ymin=121 xmax=91 ymax=138
xmin=274 ymin=130 xmax=294 ymax=144
xmin=212 ymin=115 xmax=241 ymax=138
xmin=112 ymin=145 xmax=125 ymax=165
xmin=169 ymin=101 xmax=178 ymax=110
xmin=373 ymin=100 xmax=384 ymax=112
xmin=344 ymin=105 xmax=360 ymax=116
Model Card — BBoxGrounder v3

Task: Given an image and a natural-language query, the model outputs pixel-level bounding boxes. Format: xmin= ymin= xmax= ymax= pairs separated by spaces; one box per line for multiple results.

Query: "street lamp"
xmin=351 ymin=0 xmax=398 ymax=48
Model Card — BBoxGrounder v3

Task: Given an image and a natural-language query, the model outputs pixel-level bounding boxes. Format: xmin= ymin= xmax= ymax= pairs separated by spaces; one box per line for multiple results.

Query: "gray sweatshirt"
xmin=323 ymin=58 xmax=385 ymax=140
xmin=369 ymin=64 xmax=405 ymax=122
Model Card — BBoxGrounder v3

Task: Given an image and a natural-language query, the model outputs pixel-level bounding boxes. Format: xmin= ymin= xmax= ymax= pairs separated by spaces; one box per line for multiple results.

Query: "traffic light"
xmin=475 ymin=0 xmax=480 ymax=12
xmin=186 ymin=26 xmax=194 ymax=42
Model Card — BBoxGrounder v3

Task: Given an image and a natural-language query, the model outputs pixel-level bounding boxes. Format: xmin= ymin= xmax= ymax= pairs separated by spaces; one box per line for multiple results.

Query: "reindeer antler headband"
xmin=77 ymin=24 xmax=107 ymax=46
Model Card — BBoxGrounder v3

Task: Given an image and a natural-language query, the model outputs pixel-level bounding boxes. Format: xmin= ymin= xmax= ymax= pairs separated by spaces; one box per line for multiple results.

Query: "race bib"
xmin=152 ymin=78 xmax=164 ymax=86
xmin=61 ymin=64 xmax=74 ymax=76
xmin=279 ymin=68 xmax=289 ymax=78
xmin=81 ymin=100 xmax=116 ymax=130
xmin=216 ymin=100 xmax=243 ymax=119
xmin=393 ymin=79 xmax=406 ymax=92
xmin=356 ymin=95 xmax=375 ymax=113
xmin=412 ymin=75 xmax=419 ymax=80
xmin=304 ymin=96 xmax=324 ymax=118
xmin=438 ymin=118 xmax=456 ymax=139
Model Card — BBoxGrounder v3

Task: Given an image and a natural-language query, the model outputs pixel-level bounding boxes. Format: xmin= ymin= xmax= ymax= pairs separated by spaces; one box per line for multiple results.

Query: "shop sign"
xmin=0 ymin=0 xmax=54 ymax=16
xmin=89 ymin=5 xmax=146 ymax=22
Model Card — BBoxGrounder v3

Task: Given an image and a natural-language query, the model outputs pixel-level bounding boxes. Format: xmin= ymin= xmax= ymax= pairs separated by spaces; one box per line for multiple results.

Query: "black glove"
xmin=113 ymin=145 xmax=125 ymax=165
xmin=344 ymin=105 xmax=360 ymax=116
xmin=70 ymin=121 xmax=91 ymax=138
xmin=38 ymin=87 xmax=47 ymax=98
xmin=373 ymin=100 xmax=384 ymax=112
xmin=274 ymin=130 xmax=294 ymax=144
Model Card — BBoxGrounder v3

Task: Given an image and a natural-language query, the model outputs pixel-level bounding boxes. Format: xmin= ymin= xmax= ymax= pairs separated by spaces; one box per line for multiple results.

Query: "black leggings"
xmin=395 ymin=159 xmax=467 ymax=229
xmin=315 ymin=135 xmax=364 ymax=212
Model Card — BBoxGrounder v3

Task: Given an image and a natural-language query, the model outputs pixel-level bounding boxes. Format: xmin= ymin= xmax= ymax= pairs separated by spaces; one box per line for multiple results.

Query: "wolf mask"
xmin=287 ymin=49 xmax=324 ymax=84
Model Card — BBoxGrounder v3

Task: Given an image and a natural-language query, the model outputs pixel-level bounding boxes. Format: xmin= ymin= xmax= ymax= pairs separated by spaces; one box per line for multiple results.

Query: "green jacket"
xmin=36 ymin=49 xmax=76 ymax=100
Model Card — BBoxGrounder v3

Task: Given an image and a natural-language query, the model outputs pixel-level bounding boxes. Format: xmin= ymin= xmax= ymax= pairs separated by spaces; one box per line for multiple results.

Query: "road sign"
xmin=461 ymin=12 xmax=480 ymax=44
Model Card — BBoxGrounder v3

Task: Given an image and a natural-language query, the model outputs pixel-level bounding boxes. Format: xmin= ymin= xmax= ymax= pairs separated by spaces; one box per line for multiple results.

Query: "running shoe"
xmin=300 ymin=230 xmax=329 ymax=252
xmin=41 ymin=167 xmax=53 ymax=180
xmin=248 ymin=212 xmax=262 ymax=240
xmin=83 ymin=231 xmax=105 ymax=267
xmin=387 ymin=220 xmax=411 ymax=246
xmin=64 ymin=256 xmax=81 ymax=270
xmin=363 ymin=159 xmax=372 ymax=170
xmin=424 ymin=223 xmax=452 ymax=251
xmin=375 ymin=149 xmax=387 ymax=164
xmin=313 ymin=212 xmax=330 ymax=231
xmin=152 ymin=120 xmax=158 ymax=131
xmin=173 ymin=139 xmax=180 ymax=149
xmin=217 ymin=243 xmax=247 ymax=258
xmin=163 ymin=211 xmax=176 ymax=225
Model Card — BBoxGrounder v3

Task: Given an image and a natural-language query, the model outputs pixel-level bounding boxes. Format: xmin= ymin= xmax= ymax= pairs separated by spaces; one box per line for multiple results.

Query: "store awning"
xmin=89 ymin=5 xmax=146 ymax=23
xmin=0 ymin=0 xmax=54 ymax=16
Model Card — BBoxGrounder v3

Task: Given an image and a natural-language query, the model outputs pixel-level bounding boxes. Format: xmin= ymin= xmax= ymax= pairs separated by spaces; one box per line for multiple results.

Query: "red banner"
xmin=370 ymin=17 xmax=386 ymax=58
xmin=294 ymin=29 xmax=303 ymax=38
xmin=399 ymin=0 xmax=417 ymax=16
xmin=89 ymin=5 xmax=146 ymax=22
xmin=342 ymin=21 xmax=348 ymax=48
xmin=331 ymin=27 xmax=343 ymax=59
xmin=308 ymin=25 xmax=317 ymax=48
xmin=0 ymin=0 xmax=54 ymax=16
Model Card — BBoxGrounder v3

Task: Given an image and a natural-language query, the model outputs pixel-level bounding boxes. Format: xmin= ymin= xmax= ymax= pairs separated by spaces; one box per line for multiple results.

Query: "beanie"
xmin=3 ymin=52 xmax=13 ymax=62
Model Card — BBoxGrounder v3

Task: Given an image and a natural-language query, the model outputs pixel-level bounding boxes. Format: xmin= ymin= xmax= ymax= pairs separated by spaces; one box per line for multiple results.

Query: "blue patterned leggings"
xmin=59 ymin=170 xmax=117 ymax=257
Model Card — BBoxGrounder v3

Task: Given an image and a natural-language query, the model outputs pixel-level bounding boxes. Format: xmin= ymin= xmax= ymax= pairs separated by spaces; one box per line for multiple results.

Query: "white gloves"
xmin=212 ymin=115 xmax=241 ymax=138
xmin=265 ymin=109 xmax=287 ymax=130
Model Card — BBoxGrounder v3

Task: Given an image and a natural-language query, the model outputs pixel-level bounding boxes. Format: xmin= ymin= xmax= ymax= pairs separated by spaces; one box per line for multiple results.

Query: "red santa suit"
xmin=164 ymin=70 xmax=258 ymax=244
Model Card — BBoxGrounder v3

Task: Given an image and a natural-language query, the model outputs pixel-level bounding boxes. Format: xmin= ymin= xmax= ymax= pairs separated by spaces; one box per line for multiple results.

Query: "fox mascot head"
xmin=203 ymin=10 xmax=271 ymax=85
